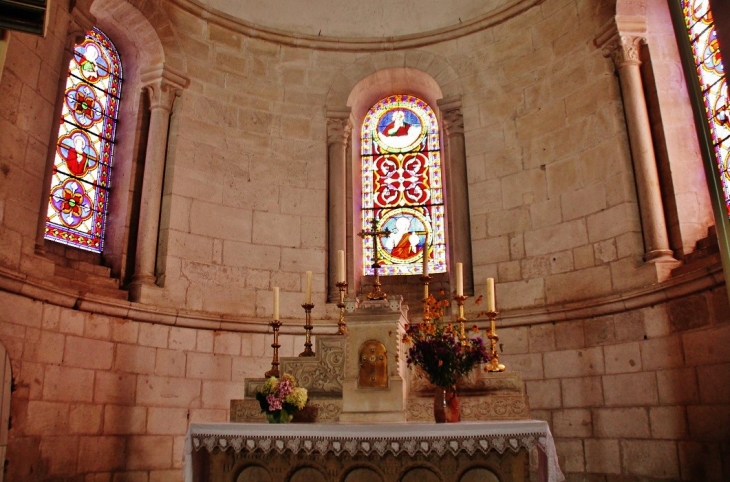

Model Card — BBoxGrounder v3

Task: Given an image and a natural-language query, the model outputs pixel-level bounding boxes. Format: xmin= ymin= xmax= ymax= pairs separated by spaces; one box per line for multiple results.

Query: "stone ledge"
xmin=0 ymin=259 xmax=723 ymax=333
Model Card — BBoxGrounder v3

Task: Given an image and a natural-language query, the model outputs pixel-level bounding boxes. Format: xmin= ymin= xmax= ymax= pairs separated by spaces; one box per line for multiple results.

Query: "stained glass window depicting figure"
xmin=681 ymin=0 xmax=729 ymax=216
xmin=45 ymin=28 xmax=122 ymax=252
xmin=361 ymin=95 xmax=447 ymax=276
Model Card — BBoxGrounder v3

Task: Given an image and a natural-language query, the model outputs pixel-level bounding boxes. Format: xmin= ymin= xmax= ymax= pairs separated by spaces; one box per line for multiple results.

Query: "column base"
xmin=644 ymin=251 xmax=681 ymax=282
xmin=128 ymin=276 xmax=160 ymax=303
xmin=643 ymin=249 xmax=677 ymax=263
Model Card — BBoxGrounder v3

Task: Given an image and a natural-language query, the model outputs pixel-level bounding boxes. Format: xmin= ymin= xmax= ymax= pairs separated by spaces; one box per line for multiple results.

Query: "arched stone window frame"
xmin=325 ymin=64 xmax=473 ymax=300
xmin=32 ymin=0 xmax=188 ymax=300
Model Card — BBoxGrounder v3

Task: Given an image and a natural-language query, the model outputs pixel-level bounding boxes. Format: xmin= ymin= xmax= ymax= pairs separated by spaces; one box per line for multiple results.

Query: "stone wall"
xmin=0 ymin=0 xmax=711 ymax=314
xmin=0 ymin=0 xmax=728 ymax=480
xmin=502 ymin=285 xmax=730 ymax=480
xmin=2 ymin=288 xmax=304 ymax=480
xmin=2 ymin=275 xmax=729 ymax=480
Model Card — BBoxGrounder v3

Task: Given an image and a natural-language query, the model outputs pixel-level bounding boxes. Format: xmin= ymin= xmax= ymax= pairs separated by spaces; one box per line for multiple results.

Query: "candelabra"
xmin=335 ymin=281 xmax=348 ymax=335
xmin=264 ymin=319 xmax=282 ymax=378
xmin=453 ymin=294 xmax=468 ymax=346
xmin=299 ymin=303 xmax=315 ymax=357
xmin=420 ymin=274 xmax=433 ymax=323
xmin=484 ymin=310 xmax=506 ymax=372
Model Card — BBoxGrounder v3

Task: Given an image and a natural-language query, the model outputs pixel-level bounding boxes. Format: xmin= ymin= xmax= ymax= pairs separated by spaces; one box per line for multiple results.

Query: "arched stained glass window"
xmin=361 ymin=95 xmax=446 ymax=275
xmin=681 ymin=0 xmax=728 ymax=217
xmin=45 ymin=28 xmax=122 ymax=253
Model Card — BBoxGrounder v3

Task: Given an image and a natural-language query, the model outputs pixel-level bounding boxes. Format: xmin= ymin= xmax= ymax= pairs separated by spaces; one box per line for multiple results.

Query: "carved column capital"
xmin=327 ymin=116 xmax=352 ymax=146
xmin=594 ymin=17 xmax=647 ymax=68
xmin=442 ymin=108 xmax=464 ymax=137
xmin=437 ymin=96 xmax=464 ymax=137
xmin=143 ymin=82 xmax=182 ymax=112
xmin=141 ymin=64 xmax=189 ymax=112
xmin=604 ymin=35 xmax=645 ymax=67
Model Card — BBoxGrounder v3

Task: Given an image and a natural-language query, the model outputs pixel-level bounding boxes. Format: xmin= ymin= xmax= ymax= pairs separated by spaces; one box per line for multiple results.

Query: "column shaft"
xmin=439 ymin=98 xmax=474 ymax=295
xmin=327 ymin=114 xmax=351 ymax=301
xmin=611 ymin=36 xmax=674 ymax=261
xmin=132 ymin=83 xmax=178 ymax=283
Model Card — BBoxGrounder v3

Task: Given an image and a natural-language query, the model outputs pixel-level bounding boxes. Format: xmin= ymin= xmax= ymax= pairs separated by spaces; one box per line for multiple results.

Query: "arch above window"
xmin=360 ymin=95 xmax=447 ymax=276
xmin=45 ymin=27 xmax=123 ymax=253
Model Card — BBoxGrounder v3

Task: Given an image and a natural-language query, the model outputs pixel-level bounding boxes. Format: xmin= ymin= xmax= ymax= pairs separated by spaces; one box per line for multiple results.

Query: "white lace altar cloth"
xmin=184 ymin=420 xmax=564 ymax=482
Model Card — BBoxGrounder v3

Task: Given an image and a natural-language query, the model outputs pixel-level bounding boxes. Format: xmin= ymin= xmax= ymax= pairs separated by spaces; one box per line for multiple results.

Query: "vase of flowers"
xmin=255 ymin=374 xmax=308 ymax=423
xmin=403 ymin=294 xmax=490 ymax=423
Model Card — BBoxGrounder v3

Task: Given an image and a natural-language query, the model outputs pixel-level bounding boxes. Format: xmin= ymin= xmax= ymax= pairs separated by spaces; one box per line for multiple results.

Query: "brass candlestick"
xmin=335 ymin=281 xmax=348 ymax=335
xmin=484 ymin=310 xmax=506 ymax=372
xmin=420 ymin=274 xmax=433 ymax=323
xmin=368 ymin=263 xmax=388 ymax=300
xmin=264 ymin=319 xmax=282 ymax=378
xmin=453 ymin=294 xmax=468 ymax=346
xmin=299 ymin=303 xmax=315 ymax=357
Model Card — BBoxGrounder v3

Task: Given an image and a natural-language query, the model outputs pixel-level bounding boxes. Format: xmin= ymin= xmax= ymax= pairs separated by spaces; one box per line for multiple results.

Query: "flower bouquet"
xmin=402 ymin=294 xmax=490 ymax=422
xmin=255 ymin=374 xmax=308 ymax=423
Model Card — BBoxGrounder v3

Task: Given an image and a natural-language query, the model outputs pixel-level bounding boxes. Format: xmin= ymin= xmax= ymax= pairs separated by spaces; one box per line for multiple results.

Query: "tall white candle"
xmin=422 ymin=246 xmax=429 ymax=275
xmin=337 ymin=250 xmax=345 ymax=283
xmin=486 ymin=277 xmax=496 ymax=312
xmin=305 ymin=271 xmax=312 ymax=304
xmin=456 ymin=262 xmax=463 ymax=297
xmin=273 ymin=287 xmax=280 ymax=320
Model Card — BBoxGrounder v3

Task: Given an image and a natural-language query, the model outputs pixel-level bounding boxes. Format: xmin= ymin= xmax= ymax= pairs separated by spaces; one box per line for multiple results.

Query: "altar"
xmin=185 ymin=420 xmax=563 ymax=482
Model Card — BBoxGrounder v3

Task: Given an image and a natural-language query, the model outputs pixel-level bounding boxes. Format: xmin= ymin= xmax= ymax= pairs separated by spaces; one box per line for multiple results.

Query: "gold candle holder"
xmin=368 ymin=263 xmax=388 ymax=300
xmin=420 ymin=274 xmax=433 ymax=323
xmin=453 ymin=294 xmax=468 ymax=346
xmin=264 ymin=319 xmax=282 ymax=378
xmin=300 ymin=303 xmax=315 ymax=357
xmin=484 ymin=310 xmax=506 ymax=372
xmin=335 ymin=281 xmax=348 ymax=335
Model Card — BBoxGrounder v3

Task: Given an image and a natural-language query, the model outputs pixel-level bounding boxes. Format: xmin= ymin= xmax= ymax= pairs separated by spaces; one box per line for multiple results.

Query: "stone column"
xmin=438 ymin=97 xmax=474 ymax=295
xmin=130 ymin=66 xmax=187 ymax=287
xmin=603 ymin=35 xmax=675 ymax=262
xmin=327 ymin=108 xmax=352 ymax=301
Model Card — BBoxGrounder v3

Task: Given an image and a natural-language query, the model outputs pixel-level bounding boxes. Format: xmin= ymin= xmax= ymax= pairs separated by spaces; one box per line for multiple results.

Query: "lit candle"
xmin=305 ymin=271 xmax=312 ymax=304
xmin=456 ymin=262 xmax=463 ymax=297
xmin=422 ymin=246 xmax=429 ymax=276
xmin=486 ymin=277 xmax=496 ymax=312
xmin=273 ymin=287 xmax=280 ymax=321
xmin=337 ymin=250 xmax=345 ymax=283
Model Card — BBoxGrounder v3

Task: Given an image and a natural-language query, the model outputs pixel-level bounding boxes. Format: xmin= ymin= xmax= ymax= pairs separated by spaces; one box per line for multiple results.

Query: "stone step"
xmin=66 ymin=259 xmax=113 ymax=277
xmin=54 ymin=265 xmax=120 ymax=289
xmin=50 ymin=274 xmax=129 ymax=301
xmin=671 ymin=252 xmax=721 ymax=277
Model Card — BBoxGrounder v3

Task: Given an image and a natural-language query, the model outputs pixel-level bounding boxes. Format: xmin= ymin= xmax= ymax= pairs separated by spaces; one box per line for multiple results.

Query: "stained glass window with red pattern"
xmin=681 ymin=0 xmax=729 ymax=217
xmin=45 ymin=28 xmax=122 ymax=252
xmin=361 ymin=95 xmax=447 ymax=275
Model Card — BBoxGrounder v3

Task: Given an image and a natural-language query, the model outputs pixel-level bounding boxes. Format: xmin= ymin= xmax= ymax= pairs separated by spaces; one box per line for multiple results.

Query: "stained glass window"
xmin=681 ymin=0 xmax=729 ymax=217
xmin=361 ymin=95 xmax=446 ymax=276
xmin=45 ymin=28 xmax=122 ymax=252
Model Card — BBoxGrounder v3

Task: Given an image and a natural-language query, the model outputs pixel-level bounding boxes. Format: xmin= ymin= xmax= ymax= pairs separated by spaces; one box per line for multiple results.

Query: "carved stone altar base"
xmin=338 ymin=297 xmax=408 ymax=422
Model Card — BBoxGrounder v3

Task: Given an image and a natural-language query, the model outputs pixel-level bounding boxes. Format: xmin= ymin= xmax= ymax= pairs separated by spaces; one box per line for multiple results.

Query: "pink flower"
xmin=278 ymin=379 xmax=293 ymax=397
xmin=266 ymin=394 xmax=282 ymax=411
